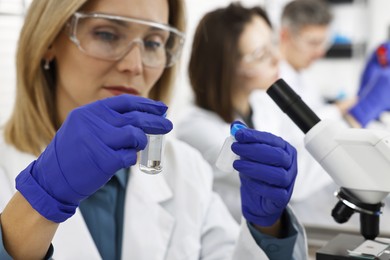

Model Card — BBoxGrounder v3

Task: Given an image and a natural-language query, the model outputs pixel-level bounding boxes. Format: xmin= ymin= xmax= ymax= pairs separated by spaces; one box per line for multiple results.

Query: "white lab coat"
xmin=176 ymin=106 xmax=241 ymax=221
xmin=0 ymin=132 xmax=308 ymax=259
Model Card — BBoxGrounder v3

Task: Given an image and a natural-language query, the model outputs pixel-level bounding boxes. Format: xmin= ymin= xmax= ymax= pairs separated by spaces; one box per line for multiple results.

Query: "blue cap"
xmin=230 ymin=123 xmax=247 ymax=136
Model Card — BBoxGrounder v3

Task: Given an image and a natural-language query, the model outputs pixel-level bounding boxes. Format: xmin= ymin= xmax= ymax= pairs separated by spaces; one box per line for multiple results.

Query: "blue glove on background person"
xmin=231 ymin=125 xmax=297 ymax=227
xmin=16 ymin=95 xmax=173 ymax=223
xmin=359 ymin=41 xmax=390 ymax=95
xmin=349 ymin=67 xmax=390 ymax=127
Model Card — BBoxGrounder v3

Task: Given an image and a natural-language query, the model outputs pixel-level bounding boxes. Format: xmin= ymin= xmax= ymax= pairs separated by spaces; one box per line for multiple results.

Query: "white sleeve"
xmin=231 ymin=220 xmax=270 ymax=259
xmin=199 ymin=192 xmax=270 ymax=260
xmin=231 ymin=207 xmax=308 ymax=260
xmin=0 ymin=166 xmax=14 ymax=211
xmin=200 ymin=192 xmax=308 ymax=259
xmin=0 ymin=167 xmax=15 ymax=259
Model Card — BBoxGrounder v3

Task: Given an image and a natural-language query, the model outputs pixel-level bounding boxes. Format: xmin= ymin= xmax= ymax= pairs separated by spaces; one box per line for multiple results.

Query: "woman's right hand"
xmin=15 ymin=95 xmax=172 ymax=222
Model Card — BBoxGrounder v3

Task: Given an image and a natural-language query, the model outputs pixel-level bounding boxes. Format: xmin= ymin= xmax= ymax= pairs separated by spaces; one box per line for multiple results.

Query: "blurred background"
xmin=170 ymin=0 xmax=390 ymax=125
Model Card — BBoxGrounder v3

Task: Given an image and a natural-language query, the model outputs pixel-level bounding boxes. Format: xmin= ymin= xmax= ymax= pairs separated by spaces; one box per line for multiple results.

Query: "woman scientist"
xmin=0 ymin=0 xmax=307 ymax=259
xmin=176 ymin=3 xmax=285 ymax=222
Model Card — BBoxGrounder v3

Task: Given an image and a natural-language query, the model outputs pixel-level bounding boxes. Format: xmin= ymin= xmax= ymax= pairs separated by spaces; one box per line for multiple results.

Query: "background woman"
xmin=177 ymin=3 xmax=281 ymax=222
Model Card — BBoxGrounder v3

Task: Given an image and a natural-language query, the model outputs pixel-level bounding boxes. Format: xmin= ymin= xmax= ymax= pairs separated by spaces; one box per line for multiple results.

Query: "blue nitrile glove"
xmin=349 ymin=67 xmax=390 ymax=127
xmin=16 ymin=95 xmax=172 ymax=223
xmin=231 ymin=126 xmax=297 ymax=227
xmin=359 ymin=42 xmax=390 ymax=97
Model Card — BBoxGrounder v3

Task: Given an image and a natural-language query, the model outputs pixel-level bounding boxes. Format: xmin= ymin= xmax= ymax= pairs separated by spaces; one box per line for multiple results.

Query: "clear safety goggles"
xmin=237 ymin=41 xmax=279 ymax=77
xmin=67 ymin=12 xmax=185 ymax=68
xmin=241 ymin=43 xmax=278 ymax=66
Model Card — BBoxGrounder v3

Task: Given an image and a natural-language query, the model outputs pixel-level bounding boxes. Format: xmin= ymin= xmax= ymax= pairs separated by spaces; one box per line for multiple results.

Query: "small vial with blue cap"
xmin=139 ymin=113 xmax=167 ymax=174
xmin=215 ymin=122 xmax=247 ymax=172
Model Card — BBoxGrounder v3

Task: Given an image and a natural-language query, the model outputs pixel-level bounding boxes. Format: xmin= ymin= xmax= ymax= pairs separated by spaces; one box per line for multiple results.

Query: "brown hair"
xmin=4 ymin=0 xmax=185 ymax=156
xmin=188 ymin=3 xmax=270 ymax=123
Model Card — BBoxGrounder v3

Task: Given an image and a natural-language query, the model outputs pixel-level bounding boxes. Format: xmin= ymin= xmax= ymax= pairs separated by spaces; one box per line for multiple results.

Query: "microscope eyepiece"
xmin=267 ymin=79 xmax=320 ymax=134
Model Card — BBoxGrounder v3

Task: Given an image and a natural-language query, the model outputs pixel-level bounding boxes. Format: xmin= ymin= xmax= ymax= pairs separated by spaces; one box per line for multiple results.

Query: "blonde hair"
xmin=5 ymin=0 xmax=186 ymax=156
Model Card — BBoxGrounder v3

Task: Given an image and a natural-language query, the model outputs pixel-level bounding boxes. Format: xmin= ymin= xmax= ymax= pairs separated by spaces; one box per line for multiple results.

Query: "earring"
xmin=44 ymin=60 xmax=50 ymax=70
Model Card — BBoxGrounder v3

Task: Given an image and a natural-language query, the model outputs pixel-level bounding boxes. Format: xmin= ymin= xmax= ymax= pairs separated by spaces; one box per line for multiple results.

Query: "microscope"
xmin=267 ymin=79 xmax=390 ymax=259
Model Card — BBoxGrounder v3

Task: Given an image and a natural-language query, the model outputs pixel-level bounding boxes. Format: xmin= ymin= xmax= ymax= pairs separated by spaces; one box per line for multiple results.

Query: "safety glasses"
xmin=242 ymin=43 xmax=278 ymax=65
xmin=67 ymin=12 xmax=185 ymax=68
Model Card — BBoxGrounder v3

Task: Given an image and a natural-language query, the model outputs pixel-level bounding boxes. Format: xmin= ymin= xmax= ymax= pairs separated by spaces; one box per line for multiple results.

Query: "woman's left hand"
xmin=232 ymin=128 xmax=297 ymax=227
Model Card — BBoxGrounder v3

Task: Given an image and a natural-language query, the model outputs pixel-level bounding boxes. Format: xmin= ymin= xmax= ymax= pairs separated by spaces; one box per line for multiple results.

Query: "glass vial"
xmin=215 ymin=123 xmax=247 ymax=172
xmin=139 ymin=134 xmax=164 ymax=174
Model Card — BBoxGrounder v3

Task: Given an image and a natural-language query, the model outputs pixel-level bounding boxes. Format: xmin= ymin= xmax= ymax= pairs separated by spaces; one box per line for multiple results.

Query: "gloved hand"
xmin=16 ymin=95 xmax=172 ymax=223
xmin=231 ymin=125 xmax=297 ymax=227
xmin=349 ymin=67 xmax=390 ymax=127
xmin=359 ymin=41 xmax=390 ymax=95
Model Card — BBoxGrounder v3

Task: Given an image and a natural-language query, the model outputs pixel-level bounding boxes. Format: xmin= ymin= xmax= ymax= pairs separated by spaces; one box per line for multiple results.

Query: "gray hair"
xmin=281 ymin=0 xmax=332 ymax=32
